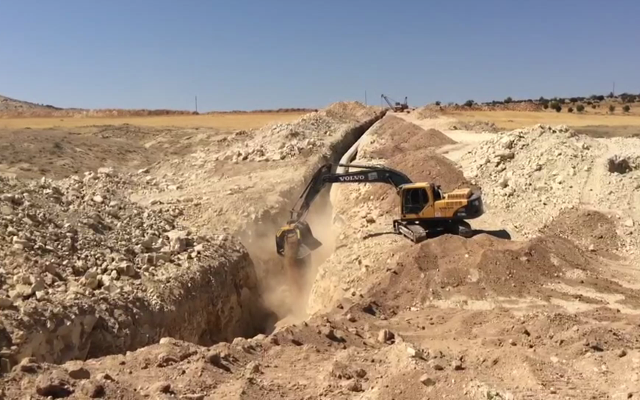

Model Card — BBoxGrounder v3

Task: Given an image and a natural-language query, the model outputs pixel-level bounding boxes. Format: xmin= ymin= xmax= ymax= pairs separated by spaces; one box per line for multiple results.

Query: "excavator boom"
xmin=277 ymin=162 xmax=483 ymax=258
xmin=278 ymin=163 xmax=413 ymax=258
xmin=289 ymin=163 xmax=412 ymax=221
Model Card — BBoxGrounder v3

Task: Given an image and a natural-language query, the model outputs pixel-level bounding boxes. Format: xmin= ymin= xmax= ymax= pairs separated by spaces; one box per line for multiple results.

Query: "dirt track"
xmin=2 ymin=106 xmax=640 ymax=399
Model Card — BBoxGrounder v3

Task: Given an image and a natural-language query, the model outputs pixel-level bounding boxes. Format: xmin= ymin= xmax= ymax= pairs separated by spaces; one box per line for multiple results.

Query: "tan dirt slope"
xmin=2 ymin=108 xmax=640 ymax=399
xmin=0 ymin=102 xmax=385 ymax=372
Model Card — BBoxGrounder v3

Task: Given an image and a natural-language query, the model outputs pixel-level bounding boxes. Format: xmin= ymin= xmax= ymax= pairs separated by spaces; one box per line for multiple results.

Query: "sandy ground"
xmin=446 ymin=109 xmax=640 ymax=131
xmin=0 ymin=112 xmax=309 ymax=130
xmin=2 ymin=106 xmax=640 ymax=399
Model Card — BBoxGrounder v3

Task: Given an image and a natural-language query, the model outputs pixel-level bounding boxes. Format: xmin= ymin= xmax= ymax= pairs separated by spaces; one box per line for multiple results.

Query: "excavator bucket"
xmin=296 ymin=220 xmax=323 ymax=254
xmin=276 ymin=220 xmax=322 ymax=259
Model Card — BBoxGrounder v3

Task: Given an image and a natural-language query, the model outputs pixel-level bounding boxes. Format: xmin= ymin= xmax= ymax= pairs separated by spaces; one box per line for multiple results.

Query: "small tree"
xmin=576 ymin=104 xmax=585 ymax=113
xmin=623 ymin=105 xmax=631 ymax=113
xmin=435 ymin=101 xmax=441 ymax=106
xmin=464 ymin=100 xmax=475 ymax=107
xmin=504 ymin=96 xmax=513 ymax=103
xmin=549 ymin=101 xmax=560 ymax=110
xmin=609 ymin=104 xmax=616 ymax=113
xmin=568 ymin=107 xmax=574 ymax=113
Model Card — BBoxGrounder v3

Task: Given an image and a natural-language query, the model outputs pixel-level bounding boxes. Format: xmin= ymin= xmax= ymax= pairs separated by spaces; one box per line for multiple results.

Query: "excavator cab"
xmin=399 ymin=184 xmax=436 ymax=218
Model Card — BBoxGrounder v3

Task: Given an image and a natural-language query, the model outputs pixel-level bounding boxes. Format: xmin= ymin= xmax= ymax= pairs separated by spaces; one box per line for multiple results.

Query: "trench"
xmin=0 ymin=111 xmax=386 ymax=372
xmin=237 ymin=110 xmax=387 ymax=333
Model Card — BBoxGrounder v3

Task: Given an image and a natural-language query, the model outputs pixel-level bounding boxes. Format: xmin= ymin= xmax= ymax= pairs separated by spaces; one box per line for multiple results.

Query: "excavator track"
xmin=393 ymin=220 xmax=427 ymax=243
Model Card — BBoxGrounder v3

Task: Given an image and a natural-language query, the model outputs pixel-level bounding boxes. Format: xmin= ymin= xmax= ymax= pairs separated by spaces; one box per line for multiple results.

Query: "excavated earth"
xmin=2 ymin=108 xmax=640 ymax=399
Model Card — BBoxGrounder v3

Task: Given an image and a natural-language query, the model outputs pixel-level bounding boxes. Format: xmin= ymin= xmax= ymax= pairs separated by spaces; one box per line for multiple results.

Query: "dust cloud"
xmin=242 ymin=185 xmax=339 ymax=330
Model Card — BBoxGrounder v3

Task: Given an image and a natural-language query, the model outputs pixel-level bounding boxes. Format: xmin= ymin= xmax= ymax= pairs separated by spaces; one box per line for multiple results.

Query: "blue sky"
xmin=1 ymin=0 xmax=639 ymax=111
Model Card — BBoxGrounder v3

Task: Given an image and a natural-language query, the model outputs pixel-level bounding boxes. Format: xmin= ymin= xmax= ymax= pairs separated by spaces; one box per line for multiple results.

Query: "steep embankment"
xmin=3 ymin=115 xmax=640 ymax=399
xmin=0 ymin=172 xmax=265 ymax=370
xmin=0 ymin=102 xmax=387 ymax=373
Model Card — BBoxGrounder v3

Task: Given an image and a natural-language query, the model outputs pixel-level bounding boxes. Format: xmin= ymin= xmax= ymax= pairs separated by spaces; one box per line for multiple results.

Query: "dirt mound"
xmin=0 ymin=171 xmax=266 ymax=368
xmin=0 ymin=95 xmax=59 ymax=112
xmin=413 ymin=105 xmax=443 ymax=120
xmin=215 ymin=102 xmax=382 ymax=162
xmin=450 ymin=120 xmax=502 ymax=133
xmin=540 ymin=207 xmax=621 ymax=257
xmin=364 ymin=115 xmax=456 ymax=159
xmin=366 ymin=148 xmax=477 ymax=216
xmin=459 ymin=124 xmax=640 ymax=256
xmin=323 ymin=101 xmax=381 ymax=121
xmin=368 ymin=232 xmax=640 ymax=315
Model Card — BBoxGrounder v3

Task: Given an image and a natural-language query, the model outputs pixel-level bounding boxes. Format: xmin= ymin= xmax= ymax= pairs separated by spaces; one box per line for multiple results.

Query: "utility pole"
xmin=195 ymin=96 xmax=198 ymax=113
xmin=365 ymin=90 xmax=367 ymax=105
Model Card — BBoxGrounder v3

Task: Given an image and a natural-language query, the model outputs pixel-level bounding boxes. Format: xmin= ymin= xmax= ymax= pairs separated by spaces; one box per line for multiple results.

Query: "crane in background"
xmin=381 ymin=94 xmax=409 ymax=112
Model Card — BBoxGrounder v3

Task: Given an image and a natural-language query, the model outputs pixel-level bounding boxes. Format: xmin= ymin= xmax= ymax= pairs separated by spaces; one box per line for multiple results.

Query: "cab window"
xmin=402 ymin=188 xmax=430 ymax=215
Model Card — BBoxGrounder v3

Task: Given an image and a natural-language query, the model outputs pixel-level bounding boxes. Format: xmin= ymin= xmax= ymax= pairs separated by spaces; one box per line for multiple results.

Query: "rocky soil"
xmin=0 ymin=170 xmax=265 ymax=369
xmin=459 ymin=124 xmax=640 ymax=254
xmin=2 ymin=106 xmax=640 ymax=399
xmin=0 ymin=101 xmax=386 ymax=373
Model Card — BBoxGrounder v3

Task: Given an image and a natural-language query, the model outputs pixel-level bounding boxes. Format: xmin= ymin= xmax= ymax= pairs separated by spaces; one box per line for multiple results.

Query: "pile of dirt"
xmin=458 ymin=124 xmax=640 ymax=241
xmin=0 ymin=171 xmax=266 ymax=368
xmin=540 ymin=207 xmax=622 ymax=257
xmin=361 ymin=115 xmax=456 ymax=159
xmin=369 ymin=232 xmax=640 ymax=316
xmin=413 ymin=105 xmax=443 ymax=120
xmin=215 ymin=102 xmax=381 ymax=162
xmin=449 ymin=120 xmax=502 ymax=133
xmin=0 ymin=95 xmax=58 ymax=112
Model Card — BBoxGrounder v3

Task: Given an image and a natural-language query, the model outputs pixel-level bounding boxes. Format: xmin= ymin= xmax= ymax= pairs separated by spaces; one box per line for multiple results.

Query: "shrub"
xmin=591 ymin=104 xmax=597 ymax=109
xmin=623 ymin=105 xmax=631 ymax=113
xmin=504 ymin=96 xmax=513 ymax=103
xmin=464 ymin=100 xmax=475 ymax=107
xmin=555 ymin=105 xmax=562 ymax=112
xmin=568 ymin=107 xmax=574 ymax=113
xmin=542 ymin=103 xmax=549 ymax=109
xmin=596 ymin=95 xmax=605 ymax=101
xmin=549 ymin=101 xmax=560 ymax=110
xmin=569 ymin=97 xmax=578 ymax=103
xmin=576 ymin=104 xmax=585 ymax=113
xmin=609 ymin=105 xmax=616 ymax=113
xmin=435 ymin=101 xmax=441 ymax=106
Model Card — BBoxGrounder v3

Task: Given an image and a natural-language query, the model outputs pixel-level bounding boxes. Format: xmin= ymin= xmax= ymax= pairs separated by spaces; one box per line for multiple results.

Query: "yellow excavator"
xmin=276 ymin=163 xmax=484 ymax=258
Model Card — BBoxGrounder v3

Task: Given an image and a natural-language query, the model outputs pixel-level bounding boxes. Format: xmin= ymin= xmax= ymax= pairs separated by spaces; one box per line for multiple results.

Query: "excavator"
xmin=275 ymin=163 xmax=484 ymax=258
xmin=381 ymin=94 xmax=409 ymax=112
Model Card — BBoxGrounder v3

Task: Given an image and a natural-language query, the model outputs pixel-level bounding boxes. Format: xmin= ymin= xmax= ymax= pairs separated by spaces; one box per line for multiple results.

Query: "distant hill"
xmin=0 ymin=94 xmax=62 ymax=112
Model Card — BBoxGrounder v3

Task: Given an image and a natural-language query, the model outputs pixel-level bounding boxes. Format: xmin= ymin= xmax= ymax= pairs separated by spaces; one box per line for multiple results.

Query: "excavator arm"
xmin=289 ymin=163 xmax=412 ymax=221
xmin=277 ymin=163 xmax=413 ymax=257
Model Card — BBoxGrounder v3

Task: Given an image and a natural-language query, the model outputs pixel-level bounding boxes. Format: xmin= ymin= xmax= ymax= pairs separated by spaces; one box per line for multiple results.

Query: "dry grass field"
xmin=0 ymin=111 xmax=309 ymax=130
xmin=448 ymin=108 xmax=640 ymax=130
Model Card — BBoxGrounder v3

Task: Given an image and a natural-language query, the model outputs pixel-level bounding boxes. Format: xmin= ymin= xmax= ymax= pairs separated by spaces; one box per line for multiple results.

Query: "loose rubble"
xmin=2 ymin=105 xmax=640 ymax=399
xmin=0 ymin=171 xmax=265 ymax=368
xmin=214 ymin=102 xmax=381 ymax=163
xmin=459 ymin=124 xmax=640 ymax=246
